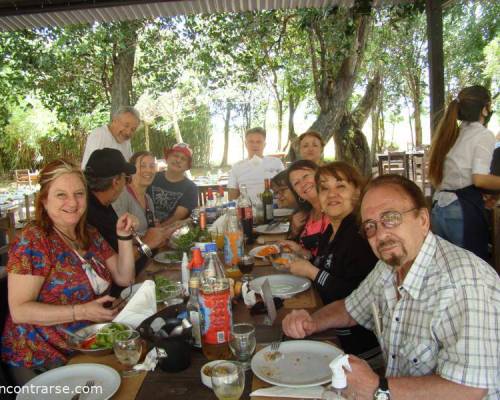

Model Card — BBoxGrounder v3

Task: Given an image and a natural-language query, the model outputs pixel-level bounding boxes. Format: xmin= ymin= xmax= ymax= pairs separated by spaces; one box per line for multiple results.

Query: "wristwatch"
xmin=373 ymin=377 xmax=390 ymax=400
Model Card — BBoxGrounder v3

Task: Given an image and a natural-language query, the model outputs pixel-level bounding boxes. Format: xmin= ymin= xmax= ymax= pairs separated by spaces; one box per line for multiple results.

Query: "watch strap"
xmin=379 ymin=377 xmax=389 ymax=391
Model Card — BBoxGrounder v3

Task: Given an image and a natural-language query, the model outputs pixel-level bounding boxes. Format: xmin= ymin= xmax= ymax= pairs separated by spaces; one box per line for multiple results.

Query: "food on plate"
xmin=202 ymin=365 xmax=214 ymax=377
xmin=79 ymin=322 xmax=128 ymax=350
xmin=154 ymin=275 xmax=177 ymax=300
xmin=272 ymin=257 xmax=290 ymax=265
xmin=257 ymin=246 xmax=279 ymax=257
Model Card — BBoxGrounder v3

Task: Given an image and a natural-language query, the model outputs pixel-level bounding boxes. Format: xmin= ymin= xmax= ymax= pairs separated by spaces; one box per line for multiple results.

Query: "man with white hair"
xmin=81 ymin=106 xmax=141 ymax=168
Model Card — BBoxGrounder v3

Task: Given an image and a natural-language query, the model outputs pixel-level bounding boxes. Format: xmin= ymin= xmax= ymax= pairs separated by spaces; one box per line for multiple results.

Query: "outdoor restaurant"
xmin=0 ymin=1 xmax=499 ymax=400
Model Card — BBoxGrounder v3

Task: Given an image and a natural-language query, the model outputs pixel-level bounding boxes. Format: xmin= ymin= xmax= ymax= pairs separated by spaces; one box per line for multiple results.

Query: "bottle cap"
xmin=190 ymin=247 xmax=204 ymax=269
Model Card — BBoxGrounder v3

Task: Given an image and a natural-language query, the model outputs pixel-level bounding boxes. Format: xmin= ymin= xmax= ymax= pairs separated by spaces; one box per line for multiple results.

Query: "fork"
xmin=270 ymin=331 xmax=284 ymax=352
xmin=70 ymin=380 xmax=95 ymax=400
xmin=265 ymin=220 xmax=281 ymax=232
xmin=131 ymin=228 xmax=153 ymax=257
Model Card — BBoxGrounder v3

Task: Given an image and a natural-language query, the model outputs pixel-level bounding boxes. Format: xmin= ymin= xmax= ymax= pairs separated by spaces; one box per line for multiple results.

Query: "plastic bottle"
xmin=223 ymin=207 xmax=244 ymax=266
xmin=181 ymin=252 xmax=190 ymax=296
xmin=237 ymin=184 xmax=254 ymax=245
xmin=197 ymin=210 xmax=211 ymax=242
xmin=198 ymin=243 xmax=232 ymax=360
xmin=262 ymin=178 xmax=274 ymax=223
xmin=322 ymin=355 xmax=355 ymax=400
xmin=186 ymin=276 xmax=202 ymax=349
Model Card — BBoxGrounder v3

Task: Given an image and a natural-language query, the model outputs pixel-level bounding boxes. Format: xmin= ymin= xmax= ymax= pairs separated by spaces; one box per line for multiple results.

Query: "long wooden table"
xmin=133 ymin=255 xmax=334 ymax=400
xmin=70 ymin=250 xmax=339 ymax=399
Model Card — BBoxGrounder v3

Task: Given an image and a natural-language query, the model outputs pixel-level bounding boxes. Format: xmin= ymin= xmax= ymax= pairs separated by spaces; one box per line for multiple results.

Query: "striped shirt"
xmin=345 ymin=232 xmax=499 ymax=398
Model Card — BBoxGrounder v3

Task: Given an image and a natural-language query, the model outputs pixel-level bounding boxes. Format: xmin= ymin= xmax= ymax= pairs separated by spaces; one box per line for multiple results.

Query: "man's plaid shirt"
xmin=346 ymin=232 xmax=499 ymax=398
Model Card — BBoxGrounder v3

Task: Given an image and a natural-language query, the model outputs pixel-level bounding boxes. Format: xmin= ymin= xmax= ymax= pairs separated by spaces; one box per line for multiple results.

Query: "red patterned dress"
xmin=1 ymin=225 xmax=114 ymax=369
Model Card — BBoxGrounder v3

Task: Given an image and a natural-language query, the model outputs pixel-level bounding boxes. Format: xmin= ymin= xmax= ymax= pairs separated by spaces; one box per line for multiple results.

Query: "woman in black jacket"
xmin=283 ymin=161 xmax=380 ymax=361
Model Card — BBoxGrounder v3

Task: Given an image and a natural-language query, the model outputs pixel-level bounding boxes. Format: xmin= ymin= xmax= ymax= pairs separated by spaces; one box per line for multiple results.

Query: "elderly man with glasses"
xmin=283 ymin=174 xmax=499 ymax=400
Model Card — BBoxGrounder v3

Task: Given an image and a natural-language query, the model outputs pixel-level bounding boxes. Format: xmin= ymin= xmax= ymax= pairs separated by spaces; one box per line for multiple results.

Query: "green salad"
xmin=154 ymin=275 xmax=178 ymax=301
xmin=81 ymin=322 xmax=128 ymax=349
xmin=171 ymin=226 xmax=200 ymax=253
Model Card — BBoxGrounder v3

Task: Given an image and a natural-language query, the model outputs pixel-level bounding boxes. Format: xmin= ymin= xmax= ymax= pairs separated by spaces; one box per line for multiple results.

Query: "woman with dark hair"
xmin=429 ymin=85 xmax=498 ymax=260
xmin=297 ymin=131 xmax=325 ymax=165
xmin=281 ymin=160 xmax=329 ymax=257
xmin=283 ymin=162 xmax=380 ymax=361
xmin=1 ymin=160 xmax=136 ymax=384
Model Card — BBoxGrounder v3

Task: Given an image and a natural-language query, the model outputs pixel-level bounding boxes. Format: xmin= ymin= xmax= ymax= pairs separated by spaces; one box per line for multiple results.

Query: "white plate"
xmin=249 ymin=274 xmax=310 ymax=299
xmin=153 ymin=250 xmax=181 ymax=264
xmin=255 ymin=223 xmax=289 ymax=235
xmin=273 ymin=208 xmax=294 ymax=217
xmin=251 ymin=340 xmax=343 ymax=388
xmin=248 ymin=244 xmax=280 ymax=259
xmin=17 ymin=363 xmax=121 ymax=400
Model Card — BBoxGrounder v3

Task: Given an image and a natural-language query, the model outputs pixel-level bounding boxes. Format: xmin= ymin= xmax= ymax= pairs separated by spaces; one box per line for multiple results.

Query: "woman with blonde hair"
xmin=429 ymin=85 xmax=498 ymax=260
xmin=1 ymin=159 xmax=136 ymax=384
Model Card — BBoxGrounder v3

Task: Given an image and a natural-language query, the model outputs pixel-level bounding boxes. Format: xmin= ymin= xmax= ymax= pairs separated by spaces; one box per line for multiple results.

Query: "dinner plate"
xmin=249 ymin=274 xmax=311 ymax=298
xmin=251 ymin=340 xmax=343 ymax=388
xmin=248 ymin=244 xmax=280 ymax=259
xmin=17 ymin=363 xmax=121 ymax=400
xmin=255 ymin=223 xmax=289 ymax=235
xmin=273 ymin=208 xmax=294 ymax=217
xmin=153 ymin=250 xmax=181 ymax=264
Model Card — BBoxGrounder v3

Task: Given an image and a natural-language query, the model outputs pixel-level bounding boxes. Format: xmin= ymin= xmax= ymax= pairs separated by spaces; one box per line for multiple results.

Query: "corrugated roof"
xmin=0 ymin=0 xmax=411 ymax=31
xmin=0 ymin=0 xmax=342 ymax=30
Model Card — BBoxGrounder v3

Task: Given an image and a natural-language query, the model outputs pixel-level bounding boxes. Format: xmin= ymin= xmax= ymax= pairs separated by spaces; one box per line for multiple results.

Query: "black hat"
xmin=85 ymin=148 xmax=136 ymax=178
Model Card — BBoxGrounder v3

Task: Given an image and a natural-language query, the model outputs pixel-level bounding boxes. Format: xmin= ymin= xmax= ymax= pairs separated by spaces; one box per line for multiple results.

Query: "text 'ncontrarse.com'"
xmin=0 ymin=384 xmax=103 ymax=395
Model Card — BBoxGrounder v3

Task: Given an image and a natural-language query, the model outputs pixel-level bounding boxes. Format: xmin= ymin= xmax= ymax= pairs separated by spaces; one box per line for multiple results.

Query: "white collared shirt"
xmin=434 ymin=121 xmax=495 ymax=206
xmin=227 ymin=155 xmax=284 ymax=201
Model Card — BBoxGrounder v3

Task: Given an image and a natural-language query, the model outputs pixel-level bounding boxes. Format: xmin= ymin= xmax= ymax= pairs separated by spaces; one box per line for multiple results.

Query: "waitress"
xmin=429 ymin=85 xmax=498 ymax=260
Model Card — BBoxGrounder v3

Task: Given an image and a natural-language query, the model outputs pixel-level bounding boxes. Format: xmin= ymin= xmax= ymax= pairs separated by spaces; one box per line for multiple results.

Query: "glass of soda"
xmin=237 ymin=255 xmax=254 ymax=280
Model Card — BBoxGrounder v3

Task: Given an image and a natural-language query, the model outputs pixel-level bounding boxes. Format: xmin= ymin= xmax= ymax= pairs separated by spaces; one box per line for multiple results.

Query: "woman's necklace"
xmin=53 ymin=226 xmax=81 ymax=250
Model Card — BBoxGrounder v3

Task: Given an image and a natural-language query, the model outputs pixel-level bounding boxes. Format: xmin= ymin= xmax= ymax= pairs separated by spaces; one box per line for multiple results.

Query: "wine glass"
xmin=113 ymin=329 xmax=142 ymax=377
xmin=229 ymin=323 xmax=256 ymax=371
xmin=237 ymin=255 xmax=255 ymax=281
xmin=211 ymin=361 xmax=245 ymax=400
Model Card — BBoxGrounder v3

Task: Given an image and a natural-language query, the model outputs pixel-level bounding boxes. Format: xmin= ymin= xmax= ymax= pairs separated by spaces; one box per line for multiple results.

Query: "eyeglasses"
xmin=360 ymin=208 xmax=417 ymax=239
xmin=274 ymin=186 xmax=290 ymax=197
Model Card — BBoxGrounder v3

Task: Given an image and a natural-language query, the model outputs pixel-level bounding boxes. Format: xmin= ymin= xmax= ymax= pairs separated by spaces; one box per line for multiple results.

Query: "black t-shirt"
xmin=313 ymin=213 xmax=380 ymax=356
xmin=147 ymin=172 xmax=198 ymax=222
xmin=87 ymin=191 xmax=119 ymax=252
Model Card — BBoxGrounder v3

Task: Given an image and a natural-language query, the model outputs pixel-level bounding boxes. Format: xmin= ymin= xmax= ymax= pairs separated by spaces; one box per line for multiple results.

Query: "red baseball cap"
xmin=164 ymin=143 xmax=193 ymax=168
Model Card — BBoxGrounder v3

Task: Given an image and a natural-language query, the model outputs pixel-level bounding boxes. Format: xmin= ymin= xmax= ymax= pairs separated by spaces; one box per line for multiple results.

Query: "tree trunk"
xmin=144 ymin=123 xmax=150 ymax=151
xmin=286 ymin=93 xmax=299 ymax=161
xmin=173 ymin=117 xmax=183 ymax=143
xmin=371 ymin=108 xmax=379 ymax=166
xmin=335 ymin=71 xmax=381 ymax=176
xmin=413 ymin=84 xmax=423 ymax=147
xmin=277 ymin=98 xmax=283 ymax=150
xmin=308 ymin=13 xmax=371 ymax=157
xmin=110 ymin=22 xmax=139 ymax=115
xmin=220 ymin=100 xmax=231 ymax=167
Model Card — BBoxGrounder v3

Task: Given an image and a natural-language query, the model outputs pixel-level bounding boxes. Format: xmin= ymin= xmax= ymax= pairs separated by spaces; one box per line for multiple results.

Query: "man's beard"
xmin=377 ymin=239 xmax=407 ymax=267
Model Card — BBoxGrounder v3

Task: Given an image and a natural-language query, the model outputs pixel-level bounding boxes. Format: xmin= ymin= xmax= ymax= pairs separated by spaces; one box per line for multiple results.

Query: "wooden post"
xmin=426 ymin=0 xmax=445 ymax=138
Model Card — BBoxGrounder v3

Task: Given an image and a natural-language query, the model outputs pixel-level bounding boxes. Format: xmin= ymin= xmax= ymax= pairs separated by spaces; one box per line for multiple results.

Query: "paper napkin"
xmin=133 ymin=347 xmax=166 ymax=372
xmin=113 ymin=280 xmax=157 ymax=328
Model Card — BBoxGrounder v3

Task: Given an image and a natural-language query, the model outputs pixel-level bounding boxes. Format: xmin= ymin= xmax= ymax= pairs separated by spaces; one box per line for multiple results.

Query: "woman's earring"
xmin=298 ymin=197 xmax=305 ymax=203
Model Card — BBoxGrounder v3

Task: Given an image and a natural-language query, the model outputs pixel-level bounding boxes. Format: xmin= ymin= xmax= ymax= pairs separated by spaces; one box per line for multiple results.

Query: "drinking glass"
xmin=113 ymin=329 xmax=142 ymax=377
xmin=229 ymin=323 xmax=256 ymax=371
xmin=237 ymin=255 xmax=255 ymax=281
xmin=211 ymin=361 xmax=245 ymax=400
xmin=159 ymin=281 xmax=184 ymax=307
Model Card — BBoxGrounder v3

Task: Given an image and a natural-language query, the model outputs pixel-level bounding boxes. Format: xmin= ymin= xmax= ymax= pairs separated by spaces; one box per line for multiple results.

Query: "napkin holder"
xmin=137 ymin=303 xmax=193 ymax=373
